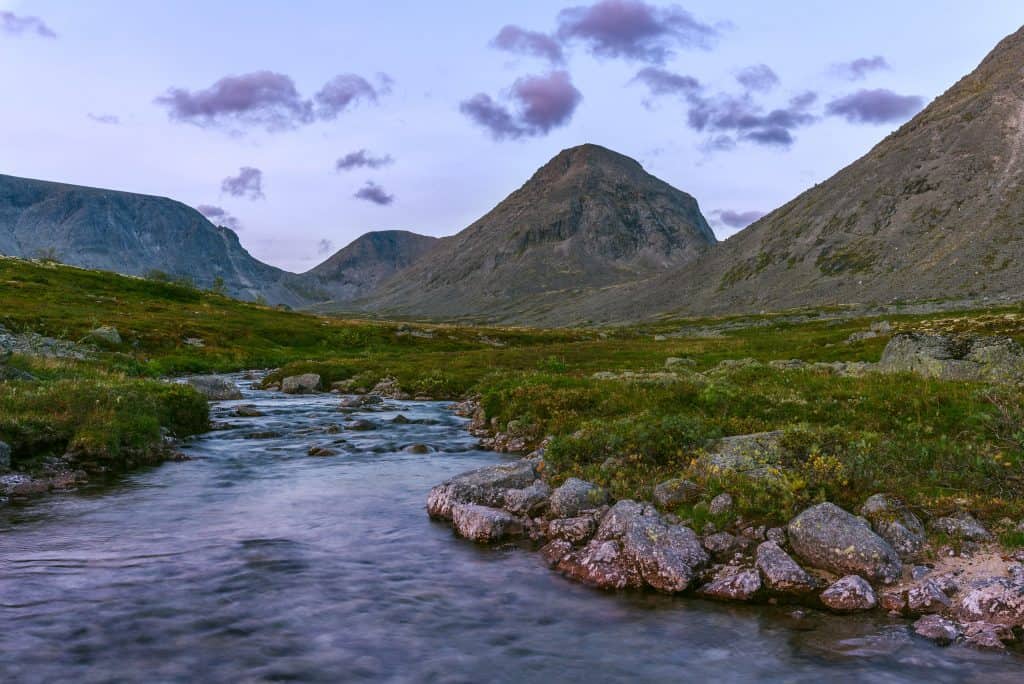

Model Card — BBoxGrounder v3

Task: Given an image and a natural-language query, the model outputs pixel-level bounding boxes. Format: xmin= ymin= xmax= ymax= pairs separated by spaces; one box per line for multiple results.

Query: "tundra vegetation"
xmin=2 ymin=257 xmax=1023 ymax=549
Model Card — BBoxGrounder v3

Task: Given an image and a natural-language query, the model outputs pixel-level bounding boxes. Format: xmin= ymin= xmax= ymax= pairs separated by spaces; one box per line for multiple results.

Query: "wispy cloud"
xmin=461 ymin=70 xmax=582 ymax=140
xmin=335 ymin=149 xmax=394 ymax=171
xmin=221 ymin=167 xmax=264 ymax=200
xmin=830 ymin=56 xmax=890 ymax=81
xmin=354 ymin=181 xmax=394 ymax=205
xmin=826 ymin=88 xmax=924 ymax=124
xmin=1 ymin=11 xmax=56 ymax=38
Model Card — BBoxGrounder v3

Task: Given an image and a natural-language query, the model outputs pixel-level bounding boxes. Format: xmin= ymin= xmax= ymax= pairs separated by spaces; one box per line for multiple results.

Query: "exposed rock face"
xmin=0 ymin=173 xmax=309 ymax=306
xmin=548 ymin=478 xmax=608 ymax=518
xmin=183 ymin=375 xmax=243 ymax=401
xmin=859 ymin=493 xmax=926 ymax=559
xmin=697 ymin=567 xmax=762 ymax=602
xmin=450 ymin=503 xmax=523 ymax=543
xmin=755 ymin=541 xmax=818 ymax=595
xmin=929 ymin=511 xmax=993 ymax=541
xmin=426 ymin=458 xmax=541 ymax=520
xmin=281 ymin=374 xmax=321 ymax=395
xmin=354 ymin=144 xmax=716 ymax=323
xmin=821 ymin=575 xmax=877 ymax=612
xmin=956 ymin=578 xmax=1024 ymax=627
xmin=652 ymin=478 xmax=700 ymax=509
xmin=879 ymin=333 xmax=1024 ymax=383
xmin=787 ymin=502 xmax=902 ymax=583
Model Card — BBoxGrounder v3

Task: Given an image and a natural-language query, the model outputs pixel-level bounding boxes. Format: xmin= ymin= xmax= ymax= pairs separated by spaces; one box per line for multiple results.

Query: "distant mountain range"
xmin=2 ymin=25 xmax=1023 ymax=325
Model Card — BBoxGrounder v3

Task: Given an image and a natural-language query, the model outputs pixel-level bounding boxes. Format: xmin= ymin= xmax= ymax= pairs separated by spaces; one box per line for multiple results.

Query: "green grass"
xmin=2 ymin=256 xmax=1024 ymax=532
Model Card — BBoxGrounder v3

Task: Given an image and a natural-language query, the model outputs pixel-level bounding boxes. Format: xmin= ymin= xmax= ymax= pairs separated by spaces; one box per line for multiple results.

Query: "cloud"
xmin=315 ymin=73 xmax=388 ymax=119
xmin=354 ymin=181 xmax=394 ymax=205
xmin=317 ymin=238 xmax=334 ymax=255
xmin=712 ymin=209 xmax=765 ymax=229
xmin=631 ymin=66 xmax=700 ymax=96
xmin=831 ymin=56 xmax=890 ymax=81
xmin=155 ymin=71 xmax=313 ymax=131
xmin=491 ymin=25 xmax=564 ymax=64
xmin=197 ymin=204 xmax=242 ymax=231
xmin=1 ymin=11 xmax=56 ymax=38
xmin=221 ymin=167 xmax=264 ymax=200
xmin=460 ymin=70 xmax=582 ymax=140
xmin=825 ymin=88 xmax=924 ymax=124
xmin=87 ymin=113 xmax=120 ymax=125
xmin=736 ymin=64 xmax=779 ymax=93
xmin=556 ymin=0 xmax=717 ymax=64
xmin=688 ymin=90 xmax=817 ymax=148
xmin=335 ymin=149 xmax=394 ymax=171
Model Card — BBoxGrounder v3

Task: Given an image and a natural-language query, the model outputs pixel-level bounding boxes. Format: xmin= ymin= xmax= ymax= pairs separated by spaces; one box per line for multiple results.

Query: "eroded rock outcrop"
xmin=879 ymin=333 xmax=1024 ymax=383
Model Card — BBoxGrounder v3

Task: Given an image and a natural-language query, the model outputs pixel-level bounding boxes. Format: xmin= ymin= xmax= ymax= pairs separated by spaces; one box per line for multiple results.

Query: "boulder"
xmin=929 ymin=511 xmax=992 ymax=542
xmin=697 ymin=567 xmax=762 ymax=602
xmin=426 ymin=458 xmax=540 ymax=520
xmin=502 ymin=480 xmax=551 ymax=517
xmin=709 ymin=492 xmax=734 ymax=516
xmin=859 ymin=493 xmax=926 ymax=559
xmin=369 ymin=376 xmax=410 ymax=400
xmin=0 ymin=440 xmax=10 ymax=470
xmin=234 ymin=405 xmax=264 ymax=417
xmin=557 ymin=540 xmax=641 ymax=590
xmin=345 ymin=419 xmax=376 ymax=431
xmin=281 ymin=373 xmax=321 ymax=394
xmin=820 ymin=575 xmax=877 ymax=612
xmin=547 ymin=515 xmax=598 ymax=545
xmin=540 ymin=539 xmax=574 ymax=567
xmin=184 ymin=375 xmax=243 ymax=401
xmin=652 ymin=478 xmax=700 ymax=509
xmin=787 ymin=502 xmax=902 ymax=584
xmin=703 ymin=532 xmax=739 ymax=561
xmin=548 ymin=478 xmax=608 ymax=518
xmin=86 ymin=325 xmax=121 ymax=346
xmin=697 ymin=432 xmax=784 ymax=481
xmin=913 ymin=615 xmax=960 ymax=645
xmin=665 ymin=357 xmax=696 ymax=368
xmin=956 ymin=578 xmax=1024 ymax=627
xmin=879 ymin=333 xmax=1024 ymax=383
xmin=450 ymin=503 xmax=523 ymax=543
xmin=906 ymin=579 xmax=952 ymax=615
xmin=960 ymin=621 xmax=1015 ymax=650
xmin=755 ymin=541 xmax=818 ymax=595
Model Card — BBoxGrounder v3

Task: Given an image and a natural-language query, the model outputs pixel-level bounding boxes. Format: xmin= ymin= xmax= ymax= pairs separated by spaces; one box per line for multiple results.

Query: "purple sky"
xmin=2 ymin=1 xmax=1022 ymax=272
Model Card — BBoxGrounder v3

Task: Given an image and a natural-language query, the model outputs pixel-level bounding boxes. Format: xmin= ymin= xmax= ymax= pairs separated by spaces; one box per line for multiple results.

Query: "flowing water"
xmin=1 ymin=378 xmax=1021 ymax=683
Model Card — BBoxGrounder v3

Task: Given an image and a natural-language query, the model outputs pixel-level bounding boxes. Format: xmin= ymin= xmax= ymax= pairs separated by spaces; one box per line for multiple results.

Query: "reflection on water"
xmin=1 ymin=378 xmax=1020 ymax=682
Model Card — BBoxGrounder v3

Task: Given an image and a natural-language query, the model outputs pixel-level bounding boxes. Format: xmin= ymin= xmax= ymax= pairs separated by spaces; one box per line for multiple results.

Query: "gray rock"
xmin=547 ymin=515 xmax=598 ymax=545
xmin=548 ymin=478 xmax=608 ymax=518
xmin=703 ymin=532 xmax=738 ymax=561
xmin=0 ymin=440 xmax=10 ymax=470
xmin=86 ymin=325 xmax=121 ymax=346
xmin=540 ymin=539 xmax=573 ymax=567
xmin=369 ymin=376 xmax=410 ymax=400
xmin=281 ymin=373 xmax=321 ymax=394
xmin=664 ymin=357 xmax=696 ymax=368
xmin=960 ymin=621 xmax=1014 ymax=650
xmin=913 ymin=615 xmax=960 ymax=645
xmin=426 ymin=458 xmax=540 ymax=520
xmin=338 ymin=394 xmax=383 ymax=409
xmin=956 ymin=578 xmax=1024 ymax=627
xmin=450 ymin=503 xmax=523 ymax=543
xmin=184 ymin=375 xmax=243 ymax=401
xmin=766 ymin=527 xmax=786 ymax=545
xmin=557 ymin=539 xmax=641 ymax=590
xmin=502 ymin=480 xmax=551 ymax=517
xmin=859 ymin=493 xmax=926 ymax=559
xmin=234 ymin=405 xmax=263 ymax=417
xmin=697 ymin=432 xmax=784 ymax=481
xmin=344 ymin=419 xmax=376 ymax=431
xmin=929 ymin=512 xmax=992 ymax=542
xmin=756 ymin=541 xmax=818 ymax=595
xmin=879 ymin=333 xmax=1024 ymax=383
xmin=709 ymin=492 xmax=734 ymax=516
xmin=907 ymin=579 xmax=952 ymax=615
xmin=788 ymin=502 xmax=902 ymax=584
xmin=652 ymin=478 xmax=700 ymax=509
xmin=697 ymin=567 xmax=762 ymax=602
xmin=820 ymin=575 xmax=877 ymax=612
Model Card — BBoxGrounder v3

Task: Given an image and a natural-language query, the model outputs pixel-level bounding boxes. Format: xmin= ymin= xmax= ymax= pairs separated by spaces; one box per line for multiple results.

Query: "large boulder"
xmin=557 ymin=540 xmax=641 ymax=590
xmin=426 ymin=458 xmax=540 ymax=520
xmin=859 ymin=493 xmax=926 ymax=559
xmin=956 ymin=578 xmax=1024 ymax=627
xmin=697 ymin=567 xmax=762 ymax=602
xmin=502 ymin=480 xmax=551 ymax=517
xmin=547 ymin=478 xmax=608 ymax=518
xmin=787 ymin=502 xmax=902 ymax=584
xmin=281 ymin=373 xmax=321 ymax=394
xmin=913 ymin=615 xmax=960 ymax=645
xmin=86 ymin=325 xmax=122 ymax=346
xmin=451 ymin=503 xmax=523 ymax=543
xmin=547 ymin=515 xmax=599 ymax=545
xmin=820 ymin=575 xmax=877 ymax=612
xmin=928 ymin=512 xmax=992 ymax=542
xmin=755 ymin=541 xmax=818 ymax=595
xmin=695 ymin=432 xmax=784 ymax=481
xmin=183 ymin=375 xmax=243 ymax=401
xmin=879 ymin=333 xmax=1024 ymax=383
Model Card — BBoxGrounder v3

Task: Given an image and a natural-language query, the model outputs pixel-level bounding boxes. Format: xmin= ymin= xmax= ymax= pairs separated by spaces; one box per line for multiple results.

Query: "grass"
xmin=2 ymin=256 xmax=1024 ymax=534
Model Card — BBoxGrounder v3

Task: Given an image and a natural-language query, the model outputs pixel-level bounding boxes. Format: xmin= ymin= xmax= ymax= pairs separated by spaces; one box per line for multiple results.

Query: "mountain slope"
xmin=302 ymin=230 xmax=438 ymax=303
xmin=0 ymin=173 xmax=309 ymax=306
xmin=567 ymin=25 xmax=1024 ymax=323
xmin=355 ymin=144 xmax=716 ymax=321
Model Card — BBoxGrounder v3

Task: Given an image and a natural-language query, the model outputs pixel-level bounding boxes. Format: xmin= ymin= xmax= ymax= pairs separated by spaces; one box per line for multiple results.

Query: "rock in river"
xmin=184 ymin=375 xmax=243 ymax=401
xmin=787 ymin=502 xmax=902 ymax=584
xmin=451 ymin=503 xmax=523 ymax=543
xmin=755 ymin=541 xmax=818 ymax=595
xmin=426 ymin=458 xmax=541 ymax=520
xmin=697 ymin=567 xmax=762 ymax=602
xmin=282 ymin=373 xmax=321 ymax=394
xmin=913 ymin=615 xmax=960 ymax=645
xmin=820 ymin=575 xmax=877 ymax=612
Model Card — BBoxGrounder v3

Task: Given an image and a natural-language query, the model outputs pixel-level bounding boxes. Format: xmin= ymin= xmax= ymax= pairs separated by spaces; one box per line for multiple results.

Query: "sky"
xmin=2 ymin=1 xmax=1023 ymax=273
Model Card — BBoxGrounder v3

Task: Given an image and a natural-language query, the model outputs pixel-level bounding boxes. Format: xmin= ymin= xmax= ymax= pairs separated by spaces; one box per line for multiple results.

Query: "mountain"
xmin=302 ymin=230 xmax=438 ymax=303
xmin=0 ymin=173 xmax=309 ymax=306
xmin=353 ymin=144 xmax=716 ymax=321
xmin=564 ymin=25 xmax=1024 ymax=324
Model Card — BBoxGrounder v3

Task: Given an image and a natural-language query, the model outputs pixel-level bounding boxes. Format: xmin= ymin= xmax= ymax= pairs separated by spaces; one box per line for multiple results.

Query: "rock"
xmin=859 ymin=493 xmax=926 ymax=559
xmin=234 ymin=405 xmax=263 ymax=417
xmin=0 ymin=440 xmax=10 ymax=470
xmin=557 ymin=540 xmax=640 ymax=590
xmin=307 ymin=446 xmax=339 ymax=457
xmin=768 ymin=359 xmax=808 ymax=370
xmin=502 ymin=480 xmax=551 ymax=517
xmin=697 ymin=567 xmax=762 ymax=602
xmin=879 ymin=333 xmax=1024 ymax=383
xmin=540 ymin=539 xmax=573 ymax=566
xmin=183 ymin=337 xmax=205 ymax=347
xmin=703 ymin=532 xmax=738 ymax=561
xmin=344 ymin=419 xmax=376 ymax=431
xmin=281 ymin=373 xmax=321 ymax=394
xmin=906 ymin=579 xmax=952 ymax=615
xmin=709 ymin=492 xmax=734 ymax=516
xmin=450 ymin=503 xmax=523 ymax=543
xmin=426 ymin=458 xmax=540 ymax=520
xmin=184 ymin=375 xmax=243 ymax=400
xmin=766 ymin=527 xmax=786 ymax=545
xmin=880 ymin=590 xmax=908 ymax=614
xmin=820 ymin=575 xmax=877 ymax=612
xmin=369 ymin=376 xmax=410 ymax=400
xmin=956 ymin=578 xmax=1024 ymax=627
xmin=652 ymin=478 xmax=700 ymax=508
xmin=846 ymin=330 xmax=879 ymax=344
xmin=392 ymin=414 xmax=411 ymax=424
xmin=697 ymin=432 xmax=784 ymax=481
xmin=913 ymin=615 xmax=960 ymax=645
xmin=339 ymin=395 xmax=383 ymax=409
xmin=86 ymin=325 xmax=121 ymax=346
xmin=755 ymin=541 xmax=818 ymax=595
xmin=929 ymin=511 xmax=992 ymax=542
xmin=787 ymin=502 xmax=902 ymax=584
xmin=403 ymin=444 xmax=431 ymax=454
xmin=960 ymin=621 xmax=1014 ymax=650
xmin=665 ymin=357 xmax=696 ymax=368
xmin=547 ymin=478 xmax=608 ymax=518
xmin=548 ymin=515 xmax=599 ymax=545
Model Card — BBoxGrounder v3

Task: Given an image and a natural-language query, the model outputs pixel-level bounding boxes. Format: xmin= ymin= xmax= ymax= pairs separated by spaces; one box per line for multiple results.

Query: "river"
xmin=1 ymin=378 xmax=1020 ymax=682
